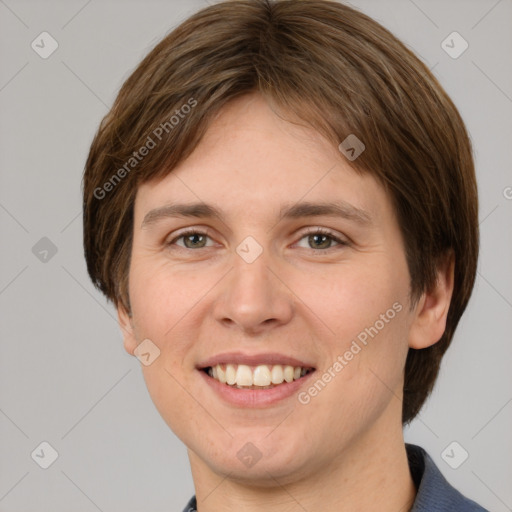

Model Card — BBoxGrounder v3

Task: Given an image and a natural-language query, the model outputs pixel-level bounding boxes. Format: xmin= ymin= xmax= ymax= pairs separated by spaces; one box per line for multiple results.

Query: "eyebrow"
xmin=141 ymin=200 xmax=373 ymax=229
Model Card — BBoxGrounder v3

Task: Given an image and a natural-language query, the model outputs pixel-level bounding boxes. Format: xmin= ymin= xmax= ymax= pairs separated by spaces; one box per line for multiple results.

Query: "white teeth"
xmin=271 ymin=365 xmax=284 ymax=384
xmin=226 ymin=364 xmax=236 ymax=385
xmin=283 ymin=365 xmax=294 ymax=383
xmin=208 ymin=363 xmax=312 ymax=387
xmin=253 ymin=365 xmax=271 ymax=386
xmin=235 ymin=365 xmax=253 ymax=386
xmin=217 ymin=365 xmax=227 ymax=383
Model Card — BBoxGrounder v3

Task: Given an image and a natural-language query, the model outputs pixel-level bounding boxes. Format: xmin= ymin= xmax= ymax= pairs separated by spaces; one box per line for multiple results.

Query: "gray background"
xmin=0 ymin=0 xmax=511 ymax=510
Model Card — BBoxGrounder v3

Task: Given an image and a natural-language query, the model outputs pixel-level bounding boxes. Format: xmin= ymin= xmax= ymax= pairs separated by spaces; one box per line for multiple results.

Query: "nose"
xmin=212 ymin=247 xmax=294 ymax=335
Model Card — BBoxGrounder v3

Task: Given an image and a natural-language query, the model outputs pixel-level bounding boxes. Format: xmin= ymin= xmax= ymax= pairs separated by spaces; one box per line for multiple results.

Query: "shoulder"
xmin=181 ymin=496 xmax=197 ymax=512
xmin=406 ymin=443 xmax=489 ymax=511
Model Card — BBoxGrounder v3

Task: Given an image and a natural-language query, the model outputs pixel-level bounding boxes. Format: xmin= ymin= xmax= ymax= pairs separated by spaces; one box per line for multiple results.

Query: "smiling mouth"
xmin=202 ymin=363 xmax=315 ymax=389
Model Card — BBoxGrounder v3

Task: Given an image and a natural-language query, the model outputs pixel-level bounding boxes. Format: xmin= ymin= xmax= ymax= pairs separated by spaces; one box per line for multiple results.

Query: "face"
xmin=119 ymin=93 xmax=441 ymax=486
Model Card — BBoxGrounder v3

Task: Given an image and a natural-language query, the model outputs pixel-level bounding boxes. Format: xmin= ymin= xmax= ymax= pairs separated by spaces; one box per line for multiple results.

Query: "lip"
xmin=196 ymin=351 xmax=315 ymax=369
xmin=198 ymin=368 xmax=316 ymax=407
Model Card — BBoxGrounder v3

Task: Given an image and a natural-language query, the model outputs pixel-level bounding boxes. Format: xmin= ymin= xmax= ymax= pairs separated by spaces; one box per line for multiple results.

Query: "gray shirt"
xmin=181 ymin=443 xmax=488 ymax=511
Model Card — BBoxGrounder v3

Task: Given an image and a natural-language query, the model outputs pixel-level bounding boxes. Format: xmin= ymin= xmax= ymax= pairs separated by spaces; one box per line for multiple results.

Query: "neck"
xmin=187 ymin=415 xmax=416 ymax=512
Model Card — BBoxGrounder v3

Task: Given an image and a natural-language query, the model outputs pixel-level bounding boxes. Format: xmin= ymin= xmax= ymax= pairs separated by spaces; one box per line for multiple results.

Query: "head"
xmin=83 ymin=0 xmax=478 ymax=482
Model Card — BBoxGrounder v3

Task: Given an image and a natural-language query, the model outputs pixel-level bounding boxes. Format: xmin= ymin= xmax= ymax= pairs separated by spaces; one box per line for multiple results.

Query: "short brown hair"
xmin=82 ymin=0 xmax=479 ymax=425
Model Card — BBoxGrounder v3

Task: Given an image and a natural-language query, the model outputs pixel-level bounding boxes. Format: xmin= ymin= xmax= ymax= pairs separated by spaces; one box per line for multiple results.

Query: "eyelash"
xmin=167 ymin=227 xmax=348 ymax=252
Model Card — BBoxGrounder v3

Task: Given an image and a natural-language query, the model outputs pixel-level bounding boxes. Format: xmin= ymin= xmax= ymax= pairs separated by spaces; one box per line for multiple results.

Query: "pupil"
xmin=311 ymin=234 xmax=329 ymax=249
xmin=186 ymin=234 xmax=205 ymax=248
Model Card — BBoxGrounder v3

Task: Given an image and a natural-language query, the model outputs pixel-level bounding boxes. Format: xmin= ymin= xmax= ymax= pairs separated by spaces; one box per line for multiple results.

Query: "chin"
xmin=196 ymin=434 xmax=314 ymax=485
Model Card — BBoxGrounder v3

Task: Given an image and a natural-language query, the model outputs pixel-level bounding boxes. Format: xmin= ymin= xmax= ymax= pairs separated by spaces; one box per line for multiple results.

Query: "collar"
xmin=406 ymin=443 xmax=487 ymax=511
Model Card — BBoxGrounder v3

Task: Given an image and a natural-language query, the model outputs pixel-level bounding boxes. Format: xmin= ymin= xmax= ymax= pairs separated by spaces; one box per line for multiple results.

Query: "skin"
xmin=118 ymin=92 xmax=454 ymax=511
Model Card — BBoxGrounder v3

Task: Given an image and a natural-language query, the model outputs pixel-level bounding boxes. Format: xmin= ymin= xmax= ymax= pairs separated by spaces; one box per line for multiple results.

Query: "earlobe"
xmin=117 ymin=303 xmax=138 ymax=356
xmin=408 ymin=251 xmax=455 ymax=350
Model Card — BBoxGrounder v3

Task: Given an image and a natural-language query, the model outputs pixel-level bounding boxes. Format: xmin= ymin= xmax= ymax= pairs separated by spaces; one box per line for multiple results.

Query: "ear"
xmin=117 ymin=303 xmax=138 ymax=356
xmin=408 ymin=251 xmax=455 ymax=349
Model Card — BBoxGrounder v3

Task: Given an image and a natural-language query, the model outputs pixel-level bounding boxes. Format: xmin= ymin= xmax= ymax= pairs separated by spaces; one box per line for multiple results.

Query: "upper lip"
xmin=197 ymin=352 xmax=315 ymax=369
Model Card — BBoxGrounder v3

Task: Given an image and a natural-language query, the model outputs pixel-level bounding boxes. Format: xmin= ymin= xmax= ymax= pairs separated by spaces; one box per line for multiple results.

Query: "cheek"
xmin=128 ymin=257 xmax=206 ymax=338
xmin=127 ymin=262 xmax=196 ymax=400
xmin=294 ymin=259 xmax=410 ymax=410
xmin=294 ymin=258 xmax=408 ymax=344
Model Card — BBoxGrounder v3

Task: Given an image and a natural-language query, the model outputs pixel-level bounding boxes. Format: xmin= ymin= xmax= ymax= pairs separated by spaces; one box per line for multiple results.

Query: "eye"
xmin=166 ymin=228 xmax=348 ymax=252
xmin=168 ymin=229 xmax=214 ymax=249
xmin=296 ymin=228 xmax=348 ymax=251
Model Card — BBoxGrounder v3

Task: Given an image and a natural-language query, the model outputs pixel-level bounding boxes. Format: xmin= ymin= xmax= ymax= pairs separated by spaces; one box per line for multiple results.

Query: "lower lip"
xmin=198 ymin=369 xmax=316 ymax=407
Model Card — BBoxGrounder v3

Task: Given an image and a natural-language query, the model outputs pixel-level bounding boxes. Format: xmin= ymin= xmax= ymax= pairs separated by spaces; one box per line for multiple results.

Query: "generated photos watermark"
xmin=93 ymin=97 xmax=197 ymax=200
xmin=298 ymin=301 xmax=403 ymax=405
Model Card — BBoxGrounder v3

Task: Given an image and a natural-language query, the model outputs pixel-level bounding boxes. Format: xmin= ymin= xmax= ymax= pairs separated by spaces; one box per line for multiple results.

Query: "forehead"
xmin=134 ymin=93 xmax=391 ymax=226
